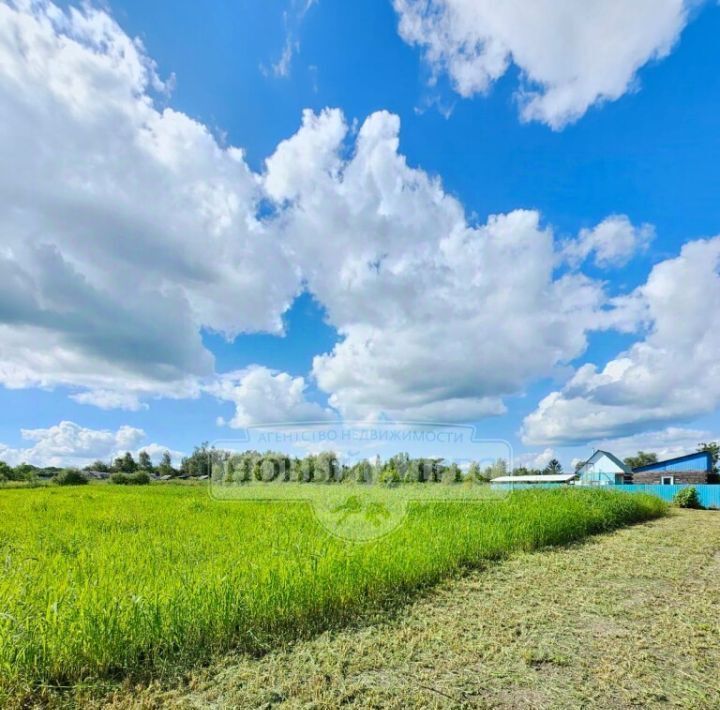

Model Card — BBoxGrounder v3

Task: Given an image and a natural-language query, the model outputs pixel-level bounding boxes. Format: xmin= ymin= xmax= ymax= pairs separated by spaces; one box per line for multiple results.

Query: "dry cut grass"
xmin=113 ymin=510 xmax=720 ymax=709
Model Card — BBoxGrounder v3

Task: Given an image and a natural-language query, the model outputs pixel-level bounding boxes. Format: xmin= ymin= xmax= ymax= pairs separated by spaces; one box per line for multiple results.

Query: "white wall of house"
xmin=577 ymin=452 xmax=626 ymax=485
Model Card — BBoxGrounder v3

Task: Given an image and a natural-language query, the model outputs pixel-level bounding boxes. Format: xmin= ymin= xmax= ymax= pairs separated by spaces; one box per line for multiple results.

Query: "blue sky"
xmin=1 ymin=0 xmax=720 ymax=469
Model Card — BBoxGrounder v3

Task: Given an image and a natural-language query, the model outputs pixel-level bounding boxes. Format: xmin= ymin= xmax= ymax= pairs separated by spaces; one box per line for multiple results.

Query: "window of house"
xmin=661 ymin=475 xmax=674 ymax=485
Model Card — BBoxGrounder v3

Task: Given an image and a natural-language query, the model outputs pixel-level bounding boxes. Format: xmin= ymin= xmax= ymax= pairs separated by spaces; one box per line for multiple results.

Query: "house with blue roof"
xmin=630 ymin=451 xmax=714 ymax=485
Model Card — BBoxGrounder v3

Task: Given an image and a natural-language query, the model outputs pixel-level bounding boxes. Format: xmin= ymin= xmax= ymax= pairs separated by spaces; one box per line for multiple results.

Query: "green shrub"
xmin=110 ymin=471 xmax=151 ymax=485
xmin=443 ymin=463 xmax=463 ymax=484
xmin=52 ymin=469 xmax=89 ymax=486
xmin=673 ymin=486 xmax=702 ymax=509
xmin=378 ymin=462 xmax=401 ymax=485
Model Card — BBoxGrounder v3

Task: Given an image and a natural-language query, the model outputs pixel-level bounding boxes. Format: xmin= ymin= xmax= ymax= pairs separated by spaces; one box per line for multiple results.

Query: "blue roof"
xmin=632 ymin=451 xmax=712 ymax=473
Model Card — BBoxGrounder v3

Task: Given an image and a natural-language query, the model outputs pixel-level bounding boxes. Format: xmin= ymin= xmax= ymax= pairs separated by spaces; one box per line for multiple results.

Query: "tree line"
xmin=86 ymin=450 xmax=177 ymax=477
xmin=211 ymin=449 xmax=566 ymax=484
xmin=0 ymin=449 xmax=176 ymax=483
xmin=214 ymin=450 xmax=493 ymax=484
xmin=0 ymin=442 xmax=563 ymax=485
xmin=3 ymin=441 xmax=717 ymax=486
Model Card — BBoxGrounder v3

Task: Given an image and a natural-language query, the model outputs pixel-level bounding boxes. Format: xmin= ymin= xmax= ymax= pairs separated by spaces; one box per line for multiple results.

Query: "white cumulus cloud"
xmin=0 ymin=0 xmax=298 ymax=407
xmin=208 ymin=366 xmax=335 ymax=428
xmin=563 ymin=215 xmax=655 ymax=268
xmin=0 ymin=420 xmax=179 ymax=467
xmin=1 ymin=1 xmax=679 ymax=428
xmin=515 ymin=448 xmax=557 ymax=471
xmin=393 ymin=0 xmax=696 ymax=128
xmin=264 ymin=109 xmax=608 ymax=421
xmin=523 ymin=237 xmax=720 ymax=444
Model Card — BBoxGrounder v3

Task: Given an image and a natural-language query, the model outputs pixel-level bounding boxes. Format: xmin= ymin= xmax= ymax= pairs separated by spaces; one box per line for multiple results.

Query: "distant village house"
xmin=629 ymin=451 xmax=713 ymax=485
xmin=492 ymin=448 xmax=715 ymax=487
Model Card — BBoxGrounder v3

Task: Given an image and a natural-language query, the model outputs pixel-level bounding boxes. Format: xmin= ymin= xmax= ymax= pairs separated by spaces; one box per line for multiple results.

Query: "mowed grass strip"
xmin=0 ymin=485 xmax=666 ymax=702
xmin=139 ymin=510 xmax=719 ymax=710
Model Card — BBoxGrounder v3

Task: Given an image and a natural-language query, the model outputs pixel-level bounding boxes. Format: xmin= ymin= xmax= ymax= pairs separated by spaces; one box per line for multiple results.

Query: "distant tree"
xmin=224 ymin=453 xmax=252 ymax=483
xmin=466 ymin=461 xmax=482 ymax=482
xmin=0 ymin=460 xmax=12 ymax=482
xmin=112 ymin=452 xmax=137 ymax=473
xmin=379 ymin=459 xmax=401 ymax=485
xmin=389 ymin=453 xmax=410 ymax=481
xmin=512 ymin=466 xmax=530 ymax=477
xmin=13 ymin=463 xmax=38 ymax=481
xmin=84 ymin=460 xmax=110 ymax=473
xmin=443 ymin=462 xmax=463 ymax=484
xmin=403 ymin=459 xmax=424 ymax=483
xmin=253 ymin=453 xmax=291 ymax=482
xmin=623 ymin=451 xmax=658 ymax=470
xmin=697 ymin=442 xmax=720 ymax=474
xmin=543 ymin=458 xmax=563 ymax=475
xmin=432 ymin=459 xmax=448 ymax=482
xmin=483 ymin=458 xmax=507 ymax=481
xmin=464 ymin=461 xmax=490 ymax=483
xmin=238 ymin=456 xmax=253 ymax=483
xmin=290 ymin=457 xmax=304 ymax=482
xmin=40 ymin=467 xmax=62 ymax=479
xmin=351 ymin=459 xmax=373 ymax=483
xmin=8 ymin=462 xmax=37 ymax=481
xmin=315 ymin=451 xmax=339 ymax=482
xmin=252 ymin=455 xmax=271 ymax=482
xmin=181 ymin=442 xmax=215 ymax=478
xmin=157 ymin=451 xmax=176 ymax=477
xmin=299 ymin=455 xmax=315 ymax=482
xmin=12 ymin=463 xmax=39 ymax=485
xmin=137 ymin=450 xmax=153 ymax=472
xmin=53 ymin=468 xmax=89 ymax=486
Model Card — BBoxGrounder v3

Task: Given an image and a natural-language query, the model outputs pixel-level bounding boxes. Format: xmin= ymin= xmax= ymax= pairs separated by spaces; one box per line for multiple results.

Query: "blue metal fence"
xmin=490 ymin=482 xmax=720 ymax=508
xmin=615 ymin=483 xmax=720 ymax=509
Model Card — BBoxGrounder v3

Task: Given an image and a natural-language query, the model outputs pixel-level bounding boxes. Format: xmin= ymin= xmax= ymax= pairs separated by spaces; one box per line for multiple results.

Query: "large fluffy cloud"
xmin=208 ymin=366 xmax=335 ymax=428
xmin=523 ymin=238 xmax=720 ymax=444
xmin=0 ymin=420 xmax=180 ymax=467
xmin=0 ymin=0 xmax=298 ymax=406
xmin=393 ymin=0 xmax=696 ymax=128
xmin=265 ymin=109 xmax=607 ymax=420
xmin=2 ymin=1 xmax=679 ymax=429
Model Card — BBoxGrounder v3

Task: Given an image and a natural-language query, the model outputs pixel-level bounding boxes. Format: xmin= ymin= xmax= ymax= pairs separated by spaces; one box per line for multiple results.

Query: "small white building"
xmin=491 ymin=473 xmax=577 ymax=485
xmin=575 ymin=450 xmax=630 ymax=486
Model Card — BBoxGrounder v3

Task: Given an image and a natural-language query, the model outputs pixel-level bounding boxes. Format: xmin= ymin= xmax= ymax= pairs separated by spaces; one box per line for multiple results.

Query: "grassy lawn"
xmin=125 ymin=509 xmax=720 ymax=709
xmin=0 ymin=484 xmax=665 ymax=706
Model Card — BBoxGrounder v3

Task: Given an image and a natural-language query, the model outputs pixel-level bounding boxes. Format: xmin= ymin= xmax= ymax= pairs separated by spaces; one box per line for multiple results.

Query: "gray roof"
xmin=85 ymin=470 xmax=111 ymax=479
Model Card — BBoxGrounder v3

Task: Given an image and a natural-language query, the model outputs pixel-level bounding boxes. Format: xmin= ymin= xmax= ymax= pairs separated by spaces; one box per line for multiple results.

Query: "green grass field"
xmin=0 ymin=484 xmax=666 ymax=704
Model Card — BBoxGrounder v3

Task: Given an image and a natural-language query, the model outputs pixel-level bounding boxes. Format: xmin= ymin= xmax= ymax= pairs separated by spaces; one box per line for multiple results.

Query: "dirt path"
xmin=111 ymin=510 xmax=720 ymax=709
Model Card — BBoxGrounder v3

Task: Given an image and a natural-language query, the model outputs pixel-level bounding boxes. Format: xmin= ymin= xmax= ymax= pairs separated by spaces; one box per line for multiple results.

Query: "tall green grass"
xmin=0 ymin=485 xmax=665 ymax=700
